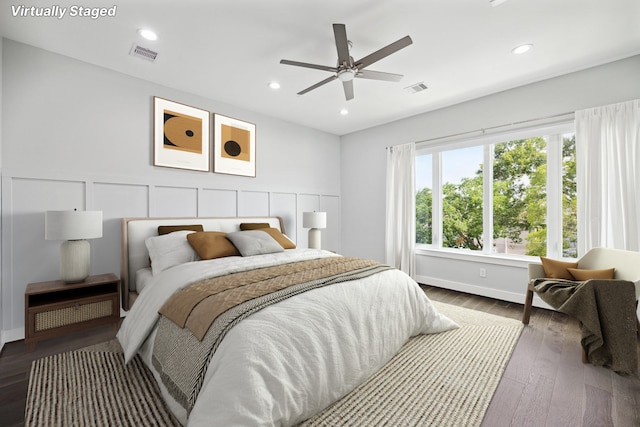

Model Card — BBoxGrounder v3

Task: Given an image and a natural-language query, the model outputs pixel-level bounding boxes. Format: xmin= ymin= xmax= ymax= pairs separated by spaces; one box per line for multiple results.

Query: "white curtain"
xmin=576 ymin=99 xmax=640 ymax=255
xmin=385 ymin=143 xmax=416 ymax=278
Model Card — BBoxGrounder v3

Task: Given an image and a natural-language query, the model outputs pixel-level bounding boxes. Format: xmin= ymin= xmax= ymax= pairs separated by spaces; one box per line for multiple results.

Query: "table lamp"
xmin=45 ymin=209 xmax=103 ymax=283
xmin=303 ymin=211 xmax=326 ymax=249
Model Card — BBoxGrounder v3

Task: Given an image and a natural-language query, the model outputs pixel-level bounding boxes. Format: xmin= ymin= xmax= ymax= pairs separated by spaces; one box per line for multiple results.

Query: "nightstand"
xmin=24 ymin=273 xmax=120 ymax=351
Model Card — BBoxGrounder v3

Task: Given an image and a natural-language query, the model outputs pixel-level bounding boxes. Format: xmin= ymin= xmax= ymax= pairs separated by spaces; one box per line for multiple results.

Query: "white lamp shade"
xmin=303 ymin=211 xmax=327 ymax=229
xmin=45 ymin=210 xmax=103 ymax=241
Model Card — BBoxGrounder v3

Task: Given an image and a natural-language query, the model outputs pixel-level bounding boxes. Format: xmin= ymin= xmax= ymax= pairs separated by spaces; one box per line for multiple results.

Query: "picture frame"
xmin=213 ymin=113 xmax=256 ymax=177
xmin=153 ymin=97 xmax=210 ymax=171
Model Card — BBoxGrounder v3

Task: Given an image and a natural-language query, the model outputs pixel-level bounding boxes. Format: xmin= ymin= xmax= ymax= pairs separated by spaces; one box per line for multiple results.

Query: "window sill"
xmin=415 ymin=246 xmax=540 ymax=268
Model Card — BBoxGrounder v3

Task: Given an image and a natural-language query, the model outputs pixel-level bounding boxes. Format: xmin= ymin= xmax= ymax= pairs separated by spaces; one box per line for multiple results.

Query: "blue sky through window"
xmin=416 ymin=154 xmax=432 ymax=192
xmin=416 ymin=146 xmax=483 ymax=191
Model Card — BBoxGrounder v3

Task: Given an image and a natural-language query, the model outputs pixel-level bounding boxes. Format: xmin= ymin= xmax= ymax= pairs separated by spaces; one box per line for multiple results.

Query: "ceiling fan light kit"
xmin=337 ymin=69 xmax=356 ymax=82
xmin=280 ymin=23 xmax=412 ymax=101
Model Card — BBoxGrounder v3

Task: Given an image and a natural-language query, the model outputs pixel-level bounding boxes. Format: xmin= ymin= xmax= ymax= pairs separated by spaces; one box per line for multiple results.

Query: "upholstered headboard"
xmin=120 ymin=216 xmax=285 ymax=309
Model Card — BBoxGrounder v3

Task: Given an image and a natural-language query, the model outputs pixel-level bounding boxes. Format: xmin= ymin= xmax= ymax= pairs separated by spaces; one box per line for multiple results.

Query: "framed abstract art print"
xmin=153 ymin=97 xmax=210 ymax=171
xmin=213 ymin=113 xmax=256 ymax=177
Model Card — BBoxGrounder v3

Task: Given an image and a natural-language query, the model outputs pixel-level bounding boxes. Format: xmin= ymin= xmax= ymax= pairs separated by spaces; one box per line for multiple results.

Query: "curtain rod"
xmin=412 ymin=111 xmax=575 ymax=147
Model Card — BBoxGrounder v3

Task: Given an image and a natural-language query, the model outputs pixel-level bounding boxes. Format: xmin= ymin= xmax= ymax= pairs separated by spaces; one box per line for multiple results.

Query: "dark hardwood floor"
xmin=1 ymin=286 xmax=638 ymax=426
xmin=422 ymin=285 xmax=640 ymax=427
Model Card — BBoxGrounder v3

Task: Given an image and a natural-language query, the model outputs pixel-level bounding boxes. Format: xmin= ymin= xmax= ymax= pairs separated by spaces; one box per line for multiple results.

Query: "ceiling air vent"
xmin=404 ymin=82 xmax=428 ymax=94
xmin=129 ymin=44 xmax=158 ymax=62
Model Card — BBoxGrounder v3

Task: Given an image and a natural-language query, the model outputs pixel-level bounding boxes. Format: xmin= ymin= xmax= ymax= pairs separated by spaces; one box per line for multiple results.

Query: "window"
xmin=493 ymin=138 xmax=547 ymax=256
xmin=442 ymin=146 xmax=483 ymax=250
xmin=416 ymin=154 xmax=433 ymax=244
xmin=415 ymin=122 xmax=577 ymax=259
xmin=562 ymin=133 xmax=577 ymax=257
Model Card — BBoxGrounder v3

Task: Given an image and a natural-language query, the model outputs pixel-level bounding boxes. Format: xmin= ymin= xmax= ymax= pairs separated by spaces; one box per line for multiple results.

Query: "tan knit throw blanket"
xmin=533 ymin=278 xmax=637 ymax=376
xmin=159 ymin=257 xmax=387 ymax=340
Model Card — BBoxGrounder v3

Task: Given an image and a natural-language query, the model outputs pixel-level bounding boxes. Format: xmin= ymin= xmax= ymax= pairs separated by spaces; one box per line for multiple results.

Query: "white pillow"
xmin=145 ymin=230 xmax=199 ymax=275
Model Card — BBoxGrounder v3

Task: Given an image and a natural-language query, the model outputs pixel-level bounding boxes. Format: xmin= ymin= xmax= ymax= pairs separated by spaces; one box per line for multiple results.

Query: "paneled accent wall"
xmin=1 ymin=174 xmax=340 ymax=340
xmin=1 ymin=39 xmax=342 ymax=346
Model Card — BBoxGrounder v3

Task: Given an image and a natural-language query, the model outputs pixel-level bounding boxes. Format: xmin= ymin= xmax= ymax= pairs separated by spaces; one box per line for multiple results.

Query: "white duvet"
xmin=117 ymin=249 xmax=458 ymax=426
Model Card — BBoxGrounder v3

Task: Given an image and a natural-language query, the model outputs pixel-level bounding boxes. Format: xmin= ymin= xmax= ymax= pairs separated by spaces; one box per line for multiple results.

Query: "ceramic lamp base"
xmin=308 ymin=228 xmax=322 ymax=249
xmin=60 ymin=240 xmax=90 ymax=283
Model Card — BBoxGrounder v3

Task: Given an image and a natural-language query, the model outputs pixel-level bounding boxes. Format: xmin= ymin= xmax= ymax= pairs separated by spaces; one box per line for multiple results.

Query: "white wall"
xmin=0 ymin=39 xmax=342 ymax=342
xmin=0 ymin=37 xmax=4 ymax=347
xmin=341 ymin=55 xmax=640 ymax=309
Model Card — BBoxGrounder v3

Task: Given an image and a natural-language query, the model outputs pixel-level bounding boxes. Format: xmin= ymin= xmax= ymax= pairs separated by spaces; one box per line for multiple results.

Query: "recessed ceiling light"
xmin=268 ymin=82 xmax=281 ymax=90
xmin=138 ymin=29 xmax=158 ymax=41
xmin=340 ymin=108 xmax=349 ymax=116
xmin=512 ymin=44 xmax=533 ymax=55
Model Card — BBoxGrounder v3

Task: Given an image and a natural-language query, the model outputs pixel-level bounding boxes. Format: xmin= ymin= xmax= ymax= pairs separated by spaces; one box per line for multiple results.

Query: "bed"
xmin=116 ymin=216 xmax=458 ymax=426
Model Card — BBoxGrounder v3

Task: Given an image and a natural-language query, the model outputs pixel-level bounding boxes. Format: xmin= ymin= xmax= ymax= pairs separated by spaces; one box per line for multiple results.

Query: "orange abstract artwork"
xmin=163 ymin=109 xmax=203 ymax=154
xmin=220 ymin=124 xmax=250 ymax=161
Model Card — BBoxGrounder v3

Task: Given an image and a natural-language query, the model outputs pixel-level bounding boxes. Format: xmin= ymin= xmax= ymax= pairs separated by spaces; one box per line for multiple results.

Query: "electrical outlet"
xmin=479 ymin=268 xmax=487 ymax=278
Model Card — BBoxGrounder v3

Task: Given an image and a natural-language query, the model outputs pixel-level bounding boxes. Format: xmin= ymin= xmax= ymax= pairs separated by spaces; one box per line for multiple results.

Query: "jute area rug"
xmin=25 ymin=301 xmax=522 ymax=427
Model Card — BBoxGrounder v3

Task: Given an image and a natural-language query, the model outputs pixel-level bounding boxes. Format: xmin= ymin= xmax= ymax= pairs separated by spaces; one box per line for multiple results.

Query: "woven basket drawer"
xmin=34 ymin=300 xmax=113 ymax=332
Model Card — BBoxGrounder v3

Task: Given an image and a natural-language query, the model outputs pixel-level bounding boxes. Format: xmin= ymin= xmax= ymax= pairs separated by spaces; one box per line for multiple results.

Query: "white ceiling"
xmin=1 ymin=0 xmax=639 ymax=136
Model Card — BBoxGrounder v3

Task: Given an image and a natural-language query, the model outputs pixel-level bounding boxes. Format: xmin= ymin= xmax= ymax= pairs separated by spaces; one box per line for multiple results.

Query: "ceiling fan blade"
xmin=354 ymin=35 xmax=413 ymax=69
xmin=356 ymin=69 xmax=404 ymax=82
xmin=333 ymin=23 xmax=351 ymax=66
xmin=342 ymin=80 xmax=354 ymax=101
xmin=298 ymin=75 xmax=338 ymax=95
xmin=280 ymin=59 xmax=338 ymax=73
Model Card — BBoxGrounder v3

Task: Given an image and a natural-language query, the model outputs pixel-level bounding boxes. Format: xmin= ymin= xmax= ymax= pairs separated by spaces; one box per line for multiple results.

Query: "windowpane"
xmin=415 ymin=123 xmax=575 ymax=259
xmin=442 ymin=146 xmax=483 ymax=250
xmin=416 ymin=154 xmax=432 ymax=244
xmin=562 ymin=133 xmax=577 ymax=257
xmin=492 ymin=138 xmax=547 ymax=256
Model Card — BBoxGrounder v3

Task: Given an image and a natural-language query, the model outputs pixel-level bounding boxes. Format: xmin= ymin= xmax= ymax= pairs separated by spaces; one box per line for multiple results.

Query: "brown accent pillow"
xmin=240 ymin=223 xmax=271 ymax=230
xmin=187 ymin=231 xmax=240 ymax=260
xmin=258 ymin=228 xmax=296 ymax=249
xmin=158 ymin=224 xmax=204 ymax=235
xmin=567 ymin=268 xmax=615 ymax=281
xmin=540 ymin=257 xmax=578 ymax=280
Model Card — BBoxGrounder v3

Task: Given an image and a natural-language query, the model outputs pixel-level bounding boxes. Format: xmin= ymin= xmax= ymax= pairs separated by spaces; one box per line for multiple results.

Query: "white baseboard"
xmin=415 ymin=274 xmax=554 ymax=311
xmin=1 ymin=327 xmax=25 ymax=347
xmin=418 ymin=275 xmax=640 ymax=319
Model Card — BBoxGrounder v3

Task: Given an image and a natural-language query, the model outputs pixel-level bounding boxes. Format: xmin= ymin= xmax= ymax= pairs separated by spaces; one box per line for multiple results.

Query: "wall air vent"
xmin=129 ymin=44 xmax=158 ymax=62
xmin=404 ymin=82 xmax=428 ymax=94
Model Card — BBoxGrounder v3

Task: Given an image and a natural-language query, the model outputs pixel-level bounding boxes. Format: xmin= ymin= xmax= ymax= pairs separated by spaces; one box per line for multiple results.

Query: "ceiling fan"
xmin=280 ymin=23 xmax=413 ymax=101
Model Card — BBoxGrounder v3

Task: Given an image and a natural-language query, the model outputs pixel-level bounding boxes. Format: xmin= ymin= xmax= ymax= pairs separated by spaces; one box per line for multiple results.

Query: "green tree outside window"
xmin=415 ymin=135 xmax=576 ymax=257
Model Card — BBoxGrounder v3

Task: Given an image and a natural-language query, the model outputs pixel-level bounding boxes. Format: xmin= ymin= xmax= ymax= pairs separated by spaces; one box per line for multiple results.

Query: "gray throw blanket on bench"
xmin=532 ymin=278 xmax=637 ymax=376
